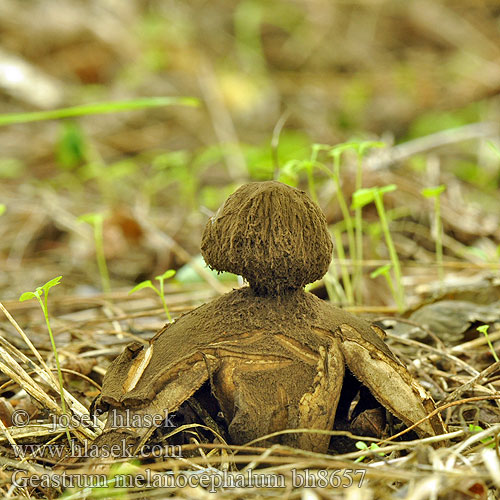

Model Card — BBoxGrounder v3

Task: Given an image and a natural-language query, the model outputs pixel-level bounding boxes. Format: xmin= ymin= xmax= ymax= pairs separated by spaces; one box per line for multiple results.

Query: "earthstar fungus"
xmin=95 ymin=181 xmax=446 ymax=454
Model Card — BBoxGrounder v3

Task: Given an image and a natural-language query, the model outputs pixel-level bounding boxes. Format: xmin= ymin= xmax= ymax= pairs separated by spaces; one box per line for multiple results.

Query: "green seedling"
xmin=322 ymin=271 xmax=347 ymax=305
xmin=306 ymin=143 xmax=331 ymax=204
xmin=370 ymin=264 xmax=397 ymax=303
xmin=276 ymin=158 xmax=302 ymax=187
xmin=320 ymin=259 xmax=348 ymax=305
xmin=278 ymin=143 xmax=330 ymax=203
xmin=350 ymin=141 xmax=384 ymax=303
xmin=284 ymin=145 xmax=357 ymax=303
xmin=79 ymin=213 xmax=111 ymax=294
xmin=19 ymin=276 xmax=71 ymax=442
xmin=281 ymin=141 xmax=385 ymax=305
xmin=130 ymin=270 xmax=176 ymax=322
xmin=354 ymin=441 xmax=386 ymax=463
xmin=0 ymin=204 xmax=5 ymax=216
xmin=328 ymin=142 xmax=383 ymax=304
xmin=328 ymin=141 xmax=384 ymax=303
xmin=421 ymin=185 xmax=446 ymax=287
xmin=352 ymin=185 xmax=405 ymax=311
xmin=329 ymin=147 xmax=356 ymax=291
xmin=477 ymin=325 xmax=500 ymax=363
xmin=177 ymin=254 xmax=238 ymax=283
xmin=57 ymin=122 xmax=87 ymax=170
xmin=468 ymin=424 xmax=496 ymax=449
xmin=464 ymin=246 xmax=489 ymax=262
xmin=332 ymin=224 xmax=354 ymax=305
xmin=76 ymin=460 xmax=142 ymax=499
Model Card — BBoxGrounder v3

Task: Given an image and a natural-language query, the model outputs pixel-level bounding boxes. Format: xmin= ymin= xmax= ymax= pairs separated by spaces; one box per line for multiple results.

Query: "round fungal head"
xmin=201 ymin=181 xmax=333 ymax=295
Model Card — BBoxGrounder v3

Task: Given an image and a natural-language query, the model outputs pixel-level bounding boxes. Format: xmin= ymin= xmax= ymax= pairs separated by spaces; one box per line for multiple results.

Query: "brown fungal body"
xmin=95 ymin=181 xmax=446 ymax=455
xmin=201 ymin=181 xmax=333 ymax=295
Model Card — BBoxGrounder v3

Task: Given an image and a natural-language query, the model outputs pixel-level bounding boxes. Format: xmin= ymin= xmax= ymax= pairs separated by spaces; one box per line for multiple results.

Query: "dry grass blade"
xmin=0 ymin=322 xmax=102 ymax=437
xmin=0 ymin=333 xmax=100 ymax=419
xmin=0 ymin=300 xmax=60 ymax=390
xmin=0 ymin=417 xmax=24 ymax=460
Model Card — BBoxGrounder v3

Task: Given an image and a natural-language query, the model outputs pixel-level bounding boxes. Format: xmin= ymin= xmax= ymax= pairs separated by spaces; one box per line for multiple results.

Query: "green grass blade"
xmin=0 ymin=96 xmax=199 ymax=126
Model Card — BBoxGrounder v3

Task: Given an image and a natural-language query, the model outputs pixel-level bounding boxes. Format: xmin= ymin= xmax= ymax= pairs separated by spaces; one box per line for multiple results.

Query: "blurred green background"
xmin=1 ymin=0 xmax=499 ymax=304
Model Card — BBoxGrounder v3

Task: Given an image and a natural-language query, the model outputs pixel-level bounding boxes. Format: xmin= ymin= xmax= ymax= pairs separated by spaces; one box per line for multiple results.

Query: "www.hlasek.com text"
xmin=12 ymin=440 xmax=182 ymax=459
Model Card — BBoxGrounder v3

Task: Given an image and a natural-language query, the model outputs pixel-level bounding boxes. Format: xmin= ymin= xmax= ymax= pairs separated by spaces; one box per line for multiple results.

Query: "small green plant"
xmin=19 ymin=277 xmax=71 ymax=442
xmin=321 ymin=269 xmax=347 ymax=305
xmin=277 ymin=143 xmax=330 ymax=202
xmin=305 ymin=143 xmax=331 ymax=204
xmin=130 ymin=269 xmax=176 ymax=321
xmin=354 ymin=441 xmax=386 ymax=463
xmin=0 ymin=203 xmax=5 ymax=216
xmin=79 ymin=213 xmax=111 ymax=294
xmin=332 ymin=224 xmax=354 ymax=304
xmin=421 ymin=185 xmax=446 ymax=287
xmin=284 ymin=144 xmax=357 ymax=304
xmin=468 ymin=424 xmax=496 ymax=448
xmin=350 ymin=141 xmax=384 ymax=303
xmin=370 ymin=264 xmax=397 ymax=303
xmin=352 ymin=185 xmax=405 ymax=311
xmin=329 ymin=146 xmax=356 ymax=288
xmin=477 ymin=325 xmax=500 ymax=363
xmin=279 ymin=140 xmax=384 ymax=305
xmin=308 ymin=141 xmax=384 ymax=305
xmin=56 ymin=122 xmax=87 ymax=170
xmin=320 ymin=141 xmax=385 ymax=302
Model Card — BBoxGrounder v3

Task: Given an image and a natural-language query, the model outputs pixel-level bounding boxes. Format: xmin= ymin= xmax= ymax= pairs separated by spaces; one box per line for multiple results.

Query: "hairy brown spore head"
xmin=201 ymin=181 xmax=333 ymax=295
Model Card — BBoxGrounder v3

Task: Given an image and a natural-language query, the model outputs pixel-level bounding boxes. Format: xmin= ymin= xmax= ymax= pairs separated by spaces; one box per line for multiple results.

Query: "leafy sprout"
xmin=19 ymin=277 xmax=71 ymax=442
xmin=329 ymin=147 xmax=356 ymax=282
xmin=279 ymin=140 xmax=386 ymax=306
xmin=370 ymin=264 xmax=397 ymax=303
xmin=477 ymin=325 xmax=499 ymax=363
xmin=130 ymin=269 xmax=177 ymax=322
xmin=350 ymin=141 xmax=385 ymax=304
xmin=332 ymin=224 xmax=354 ymax=305
xmin=79 ymin=213 xmax=111 ymax=294
xmin=328 ymin=141 xmax=384 ymax=278
xmin=352 ymin=185 xmax=405 ymax=311
xmin=468 ymin=424 xmax=496 ymax=448
xmin=422 ymin=185 xmax=446 ymax=287
xmin=354 ymin=441 xmax=386 ymax=463
xmin=0 ymin=204 xmax=5 ymax=216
